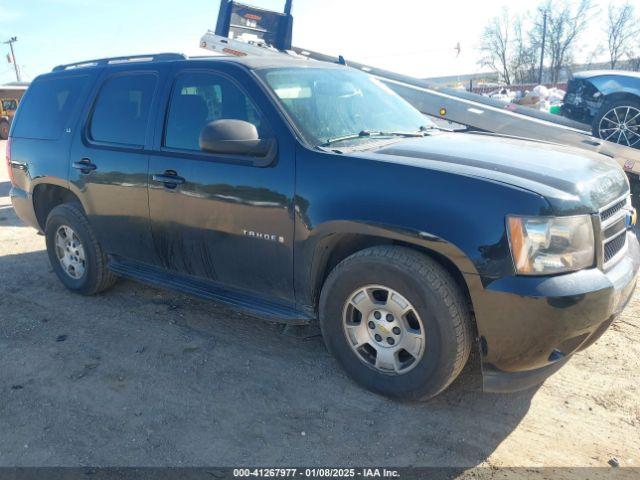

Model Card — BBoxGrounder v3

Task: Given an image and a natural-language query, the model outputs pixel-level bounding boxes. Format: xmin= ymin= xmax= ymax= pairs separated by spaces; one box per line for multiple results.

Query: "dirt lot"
xmin=1 ymin=139 xmax=639 ymax=469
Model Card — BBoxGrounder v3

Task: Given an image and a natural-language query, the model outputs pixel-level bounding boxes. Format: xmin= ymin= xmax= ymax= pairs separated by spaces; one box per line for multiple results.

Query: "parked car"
xmin=562 ymin=70 xmax=640 ymax=148
xmin=8 ymin=54 xmax=640 ymax=400
xmin=562 ymin=71 xmax=640 ymax=210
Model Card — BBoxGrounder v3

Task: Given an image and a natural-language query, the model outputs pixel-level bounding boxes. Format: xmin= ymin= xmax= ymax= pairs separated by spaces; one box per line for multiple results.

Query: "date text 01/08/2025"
xmin=232 ymin=468 xmax=400 ymax=478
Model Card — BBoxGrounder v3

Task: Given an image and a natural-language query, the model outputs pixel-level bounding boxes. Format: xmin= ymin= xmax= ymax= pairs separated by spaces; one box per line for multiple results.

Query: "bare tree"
xmin=585 ymin=44 xmax=606 ymax=68
xmin=628 ymin=54 xmax=640 ymax=71
xmin=536 ymin=0 xmax=594 ymax=83
xmin=479 ymin=9 xmax=512 ymax=85
xmin=511 ymin=17 xmax=540 ymax=84
xmin=606 ymin=1 xmax=639 ymax=69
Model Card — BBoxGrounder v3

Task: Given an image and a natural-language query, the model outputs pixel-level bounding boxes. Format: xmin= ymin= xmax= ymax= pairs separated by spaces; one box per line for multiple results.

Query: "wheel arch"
xmin=600 ymin=91 xmax=640 ymax=106
xmin=32 ymin=183 xmax=84 ymax=230
xmin=304 ymin=224 xmax=478 ymax=326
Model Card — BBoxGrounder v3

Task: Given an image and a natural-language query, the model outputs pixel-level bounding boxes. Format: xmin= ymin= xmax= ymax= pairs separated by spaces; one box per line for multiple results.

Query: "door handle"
xmin=72 ymin=158 xmax=97 ymax=174
xmin=152 ymin=170 xmax=185 ymax=189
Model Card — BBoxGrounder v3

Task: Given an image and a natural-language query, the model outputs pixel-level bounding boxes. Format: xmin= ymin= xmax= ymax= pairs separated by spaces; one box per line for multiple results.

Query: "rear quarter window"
xmin=12 ymin=75 xmax=90 ymax=140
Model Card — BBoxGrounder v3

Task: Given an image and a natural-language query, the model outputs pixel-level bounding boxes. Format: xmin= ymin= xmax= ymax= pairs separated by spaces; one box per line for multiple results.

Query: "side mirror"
xmin=199 ymin=119 xmax=276 ymax=166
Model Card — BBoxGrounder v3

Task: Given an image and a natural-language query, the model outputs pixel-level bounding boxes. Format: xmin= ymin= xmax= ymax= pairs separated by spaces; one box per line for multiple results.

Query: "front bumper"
xmin=472 ymin=230 xmax=639 ymax=393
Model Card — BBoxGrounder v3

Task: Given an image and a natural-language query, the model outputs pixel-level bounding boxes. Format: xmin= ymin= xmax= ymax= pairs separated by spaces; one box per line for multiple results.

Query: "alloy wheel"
xmin=54 ymin=225 xmax=86 ymax=280
xmin=342 ymin=285 xmax=426 ymax=375
xmin=598 ymin=106 xmax=640 ymax=147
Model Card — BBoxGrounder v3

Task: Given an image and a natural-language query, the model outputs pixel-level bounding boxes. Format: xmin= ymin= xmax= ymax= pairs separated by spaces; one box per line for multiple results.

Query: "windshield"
xmin=257 ymin=67 xmax=435 ymax=147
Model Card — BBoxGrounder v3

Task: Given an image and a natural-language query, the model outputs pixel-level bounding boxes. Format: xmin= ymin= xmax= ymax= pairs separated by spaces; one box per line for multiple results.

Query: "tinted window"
xmin=90 ymin=73 xmax=157 ymax=146
xmin=12 ymin=75 xmax=89 ymax=140
xmin=164 ymin=72 xmax=268 ymax=152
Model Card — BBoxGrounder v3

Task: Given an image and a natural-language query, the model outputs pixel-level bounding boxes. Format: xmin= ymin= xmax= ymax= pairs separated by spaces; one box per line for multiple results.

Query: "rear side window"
xmin=12 ymin=75 xmax=89 ymax=140
xmin=90 ymin=73 xmax=157 ymax=146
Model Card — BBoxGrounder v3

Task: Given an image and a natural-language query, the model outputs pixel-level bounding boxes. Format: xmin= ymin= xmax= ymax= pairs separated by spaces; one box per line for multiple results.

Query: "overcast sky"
xmin=0 ymin=0 xmax=620 ymax=84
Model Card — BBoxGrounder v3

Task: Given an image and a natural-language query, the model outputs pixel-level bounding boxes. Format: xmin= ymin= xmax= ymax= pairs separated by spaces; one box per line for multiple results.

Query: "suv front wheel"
xmin=319 ymin=246 xmax=473 ymax=401
xmin=45 ymin=203 xmax=117 ymax=295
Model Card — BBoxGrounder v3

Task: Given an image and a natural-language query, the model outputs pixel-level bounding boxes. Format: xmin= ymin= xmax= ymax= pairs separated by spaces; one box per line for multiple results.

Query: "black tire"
xmin=0 ymin=120 xmax=9 ymax=140
xmin=592 ymin=98 xmax=640 ymax=148
xmin=319 ymin=246 xmax=473 ymax=401
xmin=45 ymin=203 xmax=117 ymax=295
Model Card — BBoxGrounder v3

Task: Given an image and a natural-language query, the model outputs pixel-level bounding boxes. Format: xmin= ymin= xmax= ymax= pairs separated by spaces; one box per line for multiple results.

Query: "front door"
xmin=147 ymin=66 xmax=296 ymax=303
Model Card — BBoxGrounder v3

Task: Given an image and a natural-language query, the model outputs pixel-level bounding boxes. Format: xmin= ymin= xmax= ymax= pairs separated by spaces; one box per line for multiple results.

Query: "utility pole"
xmin=538 ymin=11 xmax=547 ymax=85
xmin=4 ymin=37 xmax=21 ymax=82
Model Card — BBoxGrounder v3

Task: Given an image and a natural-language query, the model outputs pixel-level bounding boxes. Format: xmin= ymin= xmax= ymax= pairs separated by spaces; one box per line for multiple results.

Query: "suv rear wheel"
xmin=319 ymin=246 xmax=473 ymax=401
xmin=45 ymin=203 xmax=117 ymax=295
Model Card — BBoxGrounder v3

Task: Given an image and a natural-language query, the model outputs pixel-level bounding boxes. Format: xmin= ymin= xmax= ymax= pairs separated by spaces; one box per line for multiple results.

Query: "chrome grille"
xmin=600 ymin=199 xmax=627 ymax=222
xmin=599 ymin=195 xmax=631 ymax=268
xmin=604 ymin=233 xmax=627 ymax=263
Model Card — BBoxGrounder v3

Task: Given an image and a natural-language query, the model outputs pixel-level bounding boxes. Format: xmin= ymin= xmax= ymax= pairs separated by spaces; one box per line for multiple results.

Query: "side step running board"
xmin=108 ymin=257 xmax=313 ymax=325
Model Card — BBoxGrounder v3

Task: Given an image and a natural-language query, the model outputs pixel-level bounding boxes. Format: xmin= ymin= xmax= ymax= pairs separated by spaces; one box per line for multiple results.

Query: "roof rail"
xmin=52 ymin=53 xmax=187 ymax=72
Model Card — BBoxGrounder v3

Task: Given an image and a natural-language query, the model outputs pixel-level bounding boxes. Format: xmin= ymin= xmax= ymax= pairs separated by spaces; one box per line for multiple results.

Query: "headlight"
xmin=507 ymin=215 xmax=595 ymax=275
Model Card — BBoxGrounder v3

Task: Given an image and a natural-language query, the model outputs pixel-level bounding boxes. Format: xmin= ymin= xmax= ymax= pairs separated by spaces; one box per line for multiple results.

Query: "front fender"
xmin=309 ymin=218 xmax=478 ymax=274
xmin=294 ymin=217 xmax=490 ymax=318
xmin=308 ymin=217 xmax=477 ymax=285
xmin=293 ymin=146 xmax=553 ymax=378
xmin=294 ymin=147 xmax=551 ymax=291
xmin=588 ymin=75 xmax=640 ymax=99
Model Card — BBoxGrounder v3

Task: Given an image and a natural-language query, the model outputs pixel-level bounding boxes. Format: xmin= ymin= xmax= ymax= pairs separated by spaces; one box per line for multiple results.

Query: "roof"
xmin=192 ymin=54 xmax=345 ymax=70
xmin=50 ymin=52 xmax=344 ymax=74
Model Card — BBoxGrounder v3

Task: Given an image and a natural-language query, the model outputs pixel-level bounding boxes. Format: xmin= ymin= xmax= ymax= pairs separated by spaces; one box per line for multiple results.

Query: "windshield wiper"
xmin=319 ymin=128 xmax=431 ymax=148
xmin=319 ymin=130 xmax=374 ymax=147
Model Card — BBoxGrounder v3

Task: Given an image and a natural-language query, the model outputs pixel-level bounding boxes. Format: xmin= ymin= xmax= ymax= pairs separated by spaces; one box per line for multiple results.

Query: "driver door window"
xmin=147 ymin=68 xmax=294 ymax=301
xmin=164 ymin=72 xmax=267 ymax=152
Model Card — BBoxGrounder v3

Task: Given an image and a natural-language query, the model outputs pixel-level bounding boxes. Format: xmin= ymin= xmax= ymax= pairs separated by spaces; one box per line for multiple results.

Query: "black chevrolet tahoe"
xmin=7 ymin=53 xmax=640 ymax=400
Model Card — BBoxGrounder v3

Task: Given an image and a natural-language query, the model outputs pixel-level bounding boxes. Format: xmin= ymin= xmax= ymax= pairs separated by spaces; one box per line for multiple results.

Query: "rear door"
xmin=147 ymin=64 xmax=296 ymax=302
xmin=69 ymin=66 xmax=168 ymax=265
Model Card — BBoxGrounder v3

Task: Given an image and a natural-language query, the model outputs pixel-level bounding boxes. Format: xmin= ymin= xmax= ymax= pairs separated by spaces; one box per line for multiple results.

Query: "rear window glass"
xmin=90 ymin=73 xmax=157 ymax=146
xmin=12 ymin=75 xmax=89 ymax=140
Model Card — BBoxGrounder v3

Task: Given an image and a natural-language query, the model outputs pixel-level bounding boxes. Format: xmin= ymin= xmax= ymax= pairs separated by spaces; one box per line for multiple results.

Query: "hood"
xmin=361 ymin=132 xmax=629 ymax=215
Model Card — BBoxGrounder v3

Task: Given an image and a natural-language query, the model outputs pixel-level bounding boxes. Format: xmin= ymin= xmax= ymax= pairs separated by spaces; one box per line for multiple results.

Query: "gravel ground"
xmin=0 ymin=140 xmax=639 ymax=468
